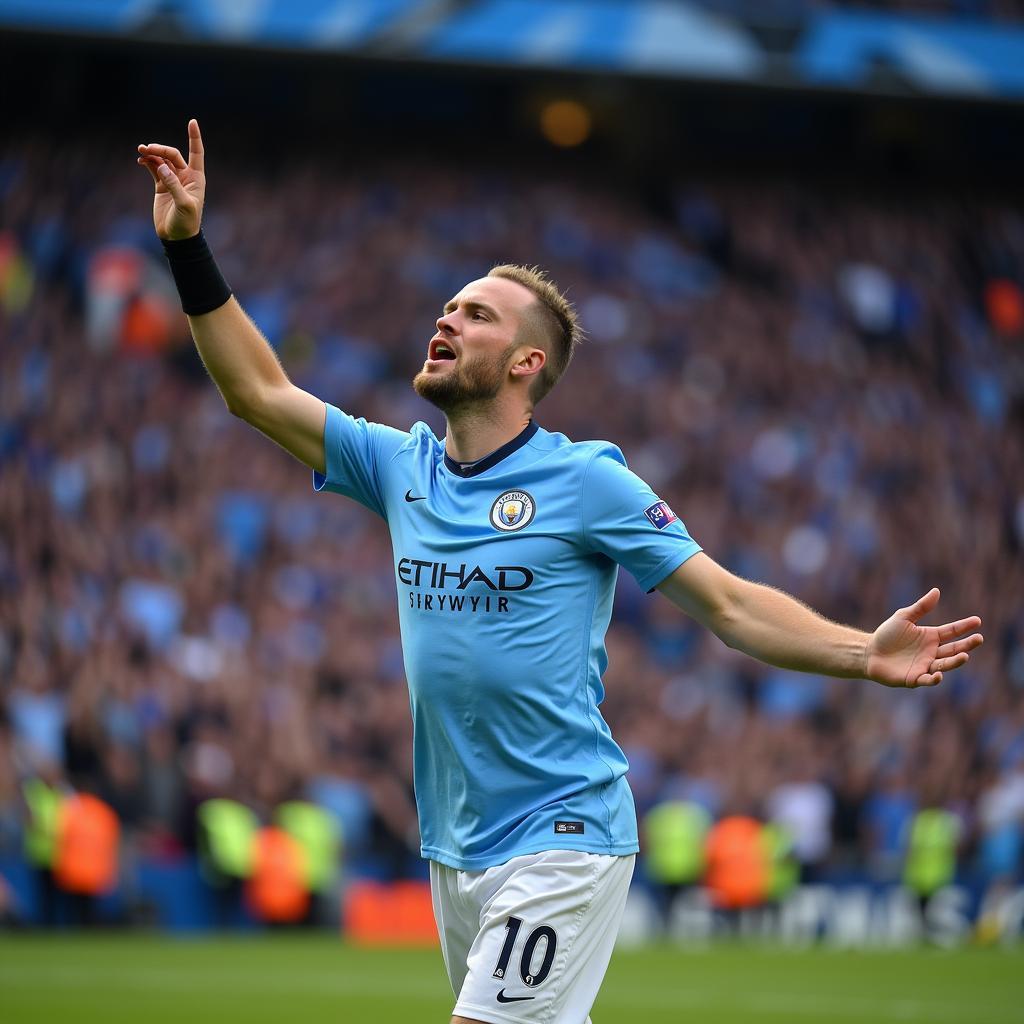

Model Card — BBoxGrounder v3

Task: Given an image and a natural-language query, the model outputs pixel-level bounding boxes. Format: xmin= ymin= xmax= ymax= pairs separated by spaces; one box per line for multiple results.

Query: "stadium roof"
xmin=2 ymin=0 xmax=1023 ymax=100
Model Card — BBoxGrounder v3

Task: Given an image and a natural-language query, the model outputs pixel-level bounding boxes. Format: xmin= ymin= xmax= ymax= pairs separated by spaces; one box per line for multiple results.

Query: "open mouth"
xmin=428 ymin=339 xmax=458 ymax=362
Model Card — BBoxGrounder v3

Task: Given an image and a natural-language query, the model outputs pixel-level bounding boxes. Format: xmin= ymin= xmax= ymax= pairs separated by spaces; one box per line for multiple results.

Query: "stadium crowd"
xmin=0 ymin=134 xmax=1022 ymax=921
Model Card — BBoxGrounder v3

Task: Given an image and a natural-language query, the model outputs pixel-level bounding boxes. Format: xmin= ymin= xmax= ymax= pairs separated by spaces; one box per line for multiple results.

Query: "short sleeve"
xmin=581 ymin=445 xmax=702 ymax=592
xmin=312 ymin=403 xmax=410 ymax=519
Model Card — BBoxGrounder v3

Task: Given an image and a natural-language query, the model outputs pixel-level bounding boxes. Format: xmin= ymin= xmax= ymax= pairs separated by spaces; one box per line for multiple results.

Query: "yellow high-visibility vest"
xmin=643 ymin=801 xmax=710 ymax=884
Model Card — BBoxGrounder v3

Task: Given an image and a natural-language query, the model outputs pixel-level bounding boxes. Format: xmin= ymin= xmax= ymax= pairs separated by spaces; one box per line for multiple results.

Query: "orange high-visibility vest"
xmin=53 ymin=794 xmax=119 ymax=895
xmin=704 ymin=815 xmax=769 ymax=909
xmin=246 ymin=826 xmax=309 ymax=923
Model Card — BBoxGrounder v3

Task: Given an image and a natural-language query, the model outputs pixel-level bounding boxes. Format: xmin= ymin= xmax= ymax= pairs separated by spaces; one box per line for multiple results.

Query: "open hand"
xmin=866 ymin=588 xmax=983 ymax=688
xmin=137 ymin=119 xmax=205 ymax=240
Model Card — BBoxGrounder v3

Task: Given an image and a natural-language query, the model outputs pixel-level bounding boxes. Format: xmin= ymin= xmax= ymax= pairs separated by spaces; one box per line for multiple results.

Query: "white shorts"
xmin=430 ymin=849 xmax=635 ymax=1024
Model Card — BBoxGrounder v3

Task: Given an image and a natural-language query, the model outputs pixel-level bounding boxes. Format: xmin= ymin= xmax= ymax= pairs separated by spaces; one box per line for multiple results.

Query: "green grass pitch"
xmin=0 ymin=935 xmax=1020 ymax=1023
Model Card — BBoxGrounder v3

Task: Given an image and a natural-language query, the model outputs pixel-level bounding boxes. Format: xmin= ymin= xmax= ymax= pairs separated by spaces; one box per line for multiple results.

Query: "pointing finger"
xmin=188 ymin=118 xmax=204 ymax=173
xmin=138 ymin=143 xmax=187 ymax=169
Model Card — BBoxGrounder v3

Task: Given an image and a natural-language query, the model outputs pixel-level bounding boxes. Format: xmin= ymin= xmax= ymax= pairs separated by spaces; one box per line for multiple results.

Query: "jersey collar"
xmin=443 ymin=420 xmax=539 ymax=478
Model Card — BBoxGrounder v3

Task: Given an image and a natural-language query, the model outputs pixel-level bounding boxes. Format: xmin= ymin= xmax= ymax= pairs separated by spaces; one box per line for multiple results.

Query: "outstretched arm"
xmin=137 ymin=120 xmax=326 ymax=473
xmin=657 ymin=553 xmax=983 ymax=688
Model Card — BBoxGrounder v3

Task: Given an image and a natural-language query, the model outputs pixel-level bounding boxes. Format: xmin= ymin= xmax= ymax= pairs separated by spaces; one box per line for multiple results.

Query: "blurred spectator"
xmin=642 ymin=799 xmax=711 ymax=928
xmin=767 ymin=767 xmax=834 ymax=883
xmin=0 ymin=716 xmax=21 ymax=857
xmin=830 ymin=766 xmax=870 ymax=874
xmin=139 ymin=722 xmax=186 ymax=856
xmin=903 ymin=791 xmax=963 ymax=912
xmin=9 ymin=655 xmax=67 ymax=769
xmin=977 ymin=763 xmax=1024 ymax=884
xmin=863 ymin=770 xmax=917 ymax=881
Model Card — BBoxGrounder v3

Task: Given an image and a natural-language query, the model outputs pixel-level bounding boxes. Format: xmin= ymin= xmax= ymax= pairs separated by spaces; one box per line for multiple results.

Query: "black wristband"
xmin=161 ymin=230 xmax=232 ymax=316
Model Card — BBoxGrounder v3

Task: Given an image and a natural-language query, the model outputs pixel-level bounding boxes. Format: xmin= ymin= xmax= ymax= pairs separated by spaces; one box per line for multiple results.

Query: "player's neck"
xmin=444 ymin=404 xmax=533 ymax=465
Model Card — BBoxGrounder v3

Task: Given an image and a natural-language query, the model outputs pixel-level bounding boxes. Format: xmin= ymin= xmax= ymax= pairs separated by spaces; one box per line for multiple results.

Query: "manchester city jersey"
xmin=314 ymin=404 xmax=701 ymax=870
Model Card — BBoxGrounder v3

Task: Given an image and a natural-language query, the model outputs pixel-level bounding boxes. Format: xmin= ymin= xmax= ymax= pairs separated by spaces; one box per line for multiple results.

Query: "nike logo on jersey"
xmin=496 ymin=990 xmax=535 ymax=1003
xmin=404 ymin=490 xmax=427 ymax=502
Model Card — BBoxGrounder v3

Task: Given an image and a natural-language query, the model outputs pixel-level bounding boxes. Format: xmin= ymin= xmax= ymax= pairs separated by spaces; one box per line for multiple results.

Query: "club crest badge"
xmin=490 ymin=490 xmax=536 ymax=532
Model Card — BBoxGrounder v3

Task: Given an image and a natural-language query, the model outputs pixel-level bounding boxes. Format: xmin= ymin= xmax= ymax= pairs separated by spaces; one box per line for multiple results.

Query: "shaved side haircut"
xmin=488 ymin=264 xmax=583 ymax=404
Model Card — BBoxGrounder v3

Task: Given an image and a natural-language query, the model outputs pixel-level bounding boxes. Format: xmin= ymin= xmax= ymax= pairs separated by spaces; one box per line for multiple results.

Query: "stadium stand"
xmin=4 ymin=1 xmax=1024 ymax=99
xmin=1 ymin=124 xmax=1021 ymax=930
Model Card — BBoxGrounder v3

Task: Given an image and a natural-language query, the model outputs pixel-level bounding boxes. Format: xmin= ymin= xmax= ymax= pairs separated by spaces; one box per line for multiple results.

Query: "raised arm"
xmin=138 ymin=120 xmax=326 ymax=473
xmin=657 ymin=552 xmax=983 ymax=688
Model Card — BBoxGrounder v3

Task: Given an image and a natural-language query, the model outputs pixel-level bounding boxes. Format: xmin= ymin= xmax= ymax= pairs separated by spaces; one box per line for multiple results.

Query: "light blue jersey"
xmin=314 ymin=404 xmax=701 ymax=870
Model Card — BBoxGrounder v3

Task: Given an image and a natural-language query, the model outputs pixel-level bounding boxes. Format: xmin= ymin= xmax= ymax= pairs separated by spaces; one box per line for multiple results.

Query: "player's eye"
xmin=473 ymin=311 xmax=488 ymax=321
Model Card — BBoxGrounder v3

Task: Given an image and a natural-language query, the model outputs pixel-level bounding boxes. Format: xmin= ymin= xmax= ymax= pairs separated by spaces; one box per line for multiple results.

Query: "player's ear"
xmin=510 ymin=347 xmax=546 ymax=381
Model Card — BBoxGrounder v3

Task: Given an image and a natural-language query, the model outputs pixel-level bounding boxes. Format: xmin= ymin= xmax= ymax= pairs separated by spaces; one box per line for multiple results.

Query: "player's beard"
xmin=413 ymin=343 xmax=518 ymax=413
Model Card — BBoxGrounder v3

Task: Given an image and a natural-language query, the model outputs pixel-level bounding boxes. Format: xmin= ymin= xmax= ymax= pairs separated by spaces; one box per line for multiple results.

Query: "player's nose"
xmin=436 ymin=312 xmax=456 ymax=333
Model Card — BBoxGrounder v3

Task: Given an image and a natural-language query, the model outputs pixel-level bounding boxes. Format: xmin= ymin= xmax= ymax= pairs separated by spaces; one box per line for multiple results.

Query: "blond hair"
xmin=488 ymin=264 xmax=582 ymax=404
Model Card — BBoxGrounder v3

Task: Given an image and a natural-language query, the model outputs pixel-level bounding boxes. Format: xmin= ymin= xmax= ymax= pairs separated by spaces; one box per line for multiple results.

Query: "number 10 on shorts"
xmin=492 ymin=916 xmax=557 ymax=987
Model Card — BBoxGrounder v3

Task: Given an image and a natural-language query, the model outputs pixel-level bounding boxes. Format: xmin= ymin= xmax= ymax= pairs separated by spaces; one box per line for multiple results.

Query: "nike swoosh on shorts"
xmin=496 ymin=989 xmax=535 ymax=1003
